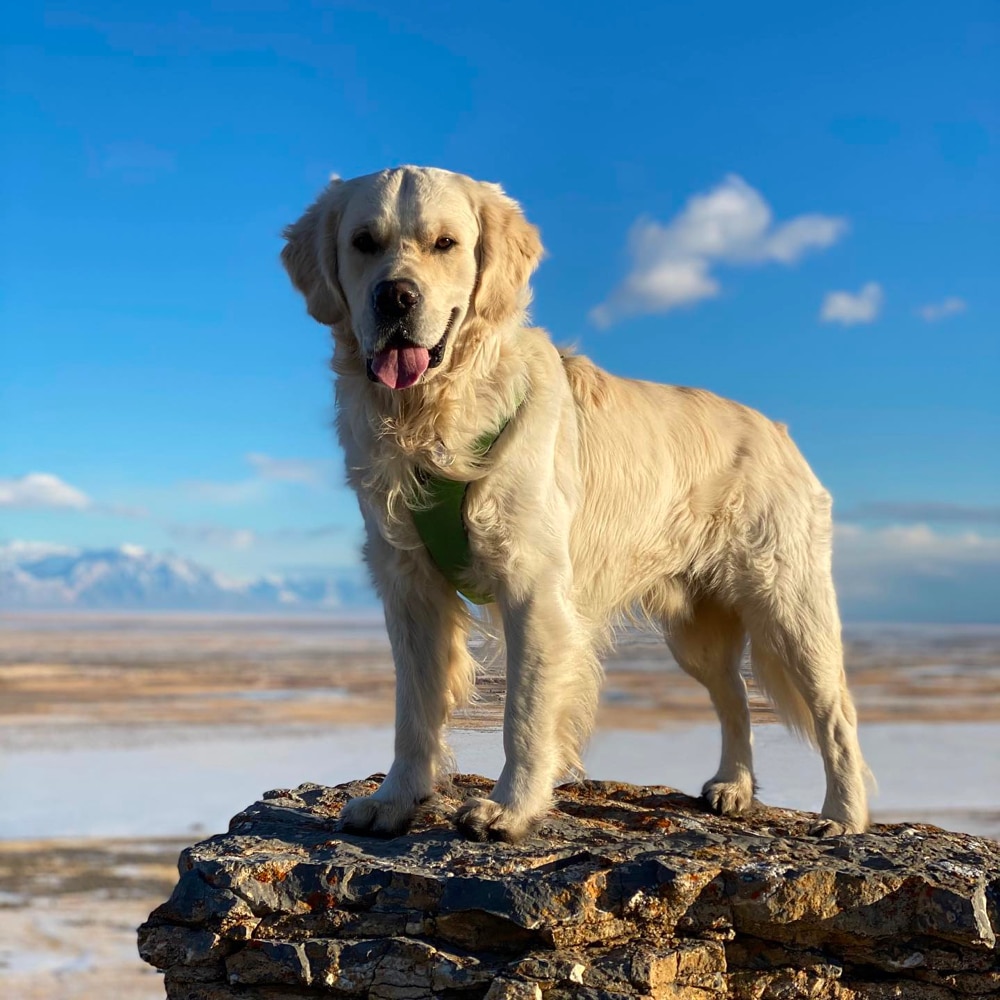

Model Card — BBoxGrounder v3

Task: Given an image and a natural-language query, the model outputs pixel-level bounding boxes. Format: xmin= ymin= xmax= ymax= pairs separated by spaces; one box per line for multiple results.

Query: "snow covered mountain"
xmin=0 ymin=542 xmax=376 ymax=611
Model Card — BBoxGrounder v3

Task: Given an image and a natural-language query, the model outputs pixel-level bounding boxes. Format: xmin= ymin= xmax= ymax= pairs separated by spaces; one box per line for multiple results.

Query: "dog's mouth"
xmin=366 ymin=308 xmax=459 ymax=390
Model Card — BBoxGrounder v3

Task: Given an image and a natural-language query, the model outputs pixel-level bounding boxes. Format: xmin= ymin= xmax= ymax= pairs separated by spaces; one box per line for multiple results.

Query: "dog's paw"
xmin=454 ymin=797 xmax=539 ymax=844
xmin=338 ymin=793 xmax=417 ymax=838
xmin=701 ymin=778 xmax=755 ymax=817
xmin=807 ymin=816 xmax=866 ymax=838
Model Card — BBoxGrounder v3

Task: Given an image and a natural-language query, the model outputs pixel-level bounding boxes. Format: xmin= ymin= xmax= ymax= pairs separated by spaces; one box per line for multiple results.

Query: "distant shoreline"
xmin=3 ymin=609 xmax=1000 ymax=627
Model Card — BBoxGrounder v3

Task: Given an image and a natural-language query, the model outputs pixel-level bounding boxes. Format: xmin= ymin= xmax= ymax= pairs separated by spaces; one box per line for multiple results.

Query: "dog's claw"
xmin=454 ymin=797 xmax=538 ymax=844
xmin=807 ymin=817 xmax=862 ymax=838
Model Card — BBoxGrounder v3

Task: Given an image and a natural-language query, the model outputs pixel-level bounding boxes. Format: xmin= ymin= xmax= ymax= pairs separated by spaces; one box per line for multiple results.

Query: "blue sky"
xmin=2 ymin=1 xmax=998 ymax=620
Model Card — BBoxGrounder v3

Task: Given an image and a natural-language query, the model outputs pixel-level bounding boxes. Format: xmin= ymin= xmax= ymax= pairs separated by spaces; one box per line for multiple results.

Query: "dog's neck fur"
xmin=330 ymin=313 xmax=530 ymax=531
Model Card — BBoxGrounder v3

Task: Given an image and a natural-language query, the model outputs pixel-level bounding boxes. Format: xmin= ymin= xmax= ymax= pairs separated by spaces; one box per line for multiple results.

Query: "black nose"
xmin=373 ymin=279 xmax=421 ymax=320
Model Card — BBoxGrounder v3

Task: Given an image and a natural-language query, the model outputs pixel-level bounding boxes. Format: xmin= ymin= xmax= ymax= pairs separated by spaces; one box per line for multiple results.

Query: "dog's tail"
xmin=748 ymin=632 xmax=876 ymax=795
xmin=747 ymin=642 xmax=820 ymax=746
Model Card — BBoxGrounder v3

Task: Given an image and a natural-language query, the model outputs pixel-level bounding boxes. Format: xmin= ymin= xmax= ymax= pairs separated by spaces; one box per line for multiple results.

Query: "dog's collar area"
xmin=408 ymin=391 xmax=525 ymax=605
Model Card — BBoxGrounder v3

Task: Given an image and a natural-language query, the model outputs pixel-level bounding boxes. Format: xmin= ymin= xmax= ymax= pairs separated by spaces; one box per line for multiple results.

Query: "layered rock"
xmin=138 ymin=775 xmax=1000 ymax=999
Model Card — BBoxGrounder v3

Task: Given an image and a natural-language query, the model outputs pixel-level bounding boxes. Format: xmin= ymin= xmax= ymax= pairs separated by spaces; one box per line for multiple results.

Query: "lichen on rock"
xmin=138 ymin=774 xmax=1000 ymax=999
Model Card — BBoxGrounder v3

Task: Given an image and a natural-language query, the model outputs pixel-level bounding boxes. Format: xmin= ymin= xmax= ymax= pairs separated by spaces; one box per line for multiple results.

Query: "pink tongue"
xmin=371 ymin=345 xmax=430 ymax=389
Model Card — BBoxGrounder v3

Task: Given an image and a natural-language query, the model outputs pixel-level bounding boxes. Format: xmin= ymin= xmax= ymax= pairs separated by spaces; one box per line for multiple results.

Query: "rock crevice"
xmin=138 ymin=775 xmax=1000 ymax=999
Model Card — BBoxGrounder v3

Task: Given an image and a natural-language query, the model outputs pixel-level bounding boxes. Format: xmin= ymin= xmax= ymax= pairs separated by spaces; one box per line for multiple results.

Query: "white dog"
xmin=281 ymin=166 xmax=870 ymax=842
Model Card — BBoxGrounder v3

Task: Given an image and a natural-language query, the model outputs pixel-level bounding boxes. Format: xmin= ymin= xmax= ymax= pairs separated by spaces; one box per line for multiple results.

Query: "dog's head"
xmin=281 ymin=166 xmax=543 ymax=390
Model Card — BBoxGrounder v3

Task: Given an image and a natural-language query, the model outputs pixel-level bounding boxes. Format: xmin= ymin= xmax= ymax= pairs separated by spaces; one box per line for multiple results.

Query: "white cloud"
xmin=167 ymin=523 xmax=258 ymax=550
xmin=246 ymin=453 xmax=330 ymax=486
xmin=182 ymin=478 xmax=265 ymax=505
xmin=101 ymin=501 xmax=149 ymax=518
xmin=182 ymin=454 xmax=334 ymax=503
xmin=843 ymin=502 xmax=1000 ymax=526
xmin=0 ymin=473 xmax=91 ymax=510
xmin=916 ymin=297 xmax=967 ymax=322
xmin=834 ymin=523 xmax=1000 ymax=622
xmin=835 ymin=522 xmax=1000 ymax=569
xmin=591 ymin=175 xmax=847 ymax=326
xmin=0 ymin=540 xmax=78 ymax=567
xmin=820 ymin=281 xmax=883 ymax=326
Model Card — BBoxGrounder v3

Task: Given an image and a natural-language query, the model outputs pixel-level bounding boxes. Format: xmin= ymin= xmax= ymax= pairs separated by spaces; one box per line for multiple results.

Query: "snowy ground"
xmin=1 ymin=719 xmax=997 ymax=841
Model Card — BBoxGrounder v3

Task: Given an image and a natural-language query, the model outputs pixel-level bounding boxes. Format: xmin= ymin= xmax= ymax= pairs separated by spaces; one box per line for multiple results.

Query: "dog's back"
xmin=561 ymin=352 xmax=828 ymax=625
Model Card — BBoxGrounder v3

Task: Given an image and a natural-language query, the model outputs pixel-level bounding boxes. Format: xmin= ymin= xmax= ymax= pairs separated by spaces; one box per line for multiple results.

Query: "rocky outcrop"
xmin=138 ymin=775 xmax=1000 ymax=999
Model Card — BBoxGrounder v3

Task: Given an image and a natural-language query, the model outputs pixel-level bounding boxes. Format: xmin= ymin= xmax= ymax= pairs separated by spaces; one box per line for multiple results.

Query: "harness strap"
xmin=408 ymin=408 xmax=518 ymax=605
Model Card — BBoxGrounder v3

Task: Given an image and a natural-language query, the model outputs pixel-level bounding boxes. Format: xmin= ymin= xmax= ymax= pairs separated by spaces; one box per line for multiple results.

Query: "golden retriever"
xmin=281 ymin=166 xmax=870 ymax=841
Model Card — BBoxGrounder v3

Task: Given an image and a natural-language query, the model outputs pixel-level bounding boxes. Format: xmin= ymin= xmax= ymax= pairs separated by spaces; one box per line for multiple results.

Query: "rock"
xmin=138 ymin=775 xmax=1000 ymax=999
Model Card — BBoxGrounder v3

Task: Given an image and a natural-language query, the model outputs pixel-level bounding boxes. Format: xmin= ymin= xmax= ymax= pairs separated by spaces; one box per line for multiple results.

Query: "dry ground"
xmin=2 ymin=615 xmax=999 ymax=737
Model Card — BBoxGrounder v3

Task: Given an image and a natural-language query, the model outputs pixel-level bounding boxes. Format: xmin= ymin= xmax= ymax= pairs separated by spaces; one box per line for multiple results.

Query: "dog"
xmin=281 ymin=166 xmax=870 ymax=842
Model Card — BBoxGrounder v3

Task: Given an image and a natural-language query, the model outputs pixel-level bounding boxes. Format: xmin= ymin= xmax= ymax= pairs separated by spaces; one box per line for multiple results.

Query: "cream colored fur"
xmin=282 ymin=166 xmax=871 ymax=841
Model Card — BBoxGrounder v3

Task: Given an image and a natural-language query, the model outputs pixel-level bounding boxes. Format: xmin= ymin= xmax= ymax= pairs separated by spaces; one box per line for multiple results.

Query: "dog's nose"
xmin=373 ymin=279 xmax=421 ymax=320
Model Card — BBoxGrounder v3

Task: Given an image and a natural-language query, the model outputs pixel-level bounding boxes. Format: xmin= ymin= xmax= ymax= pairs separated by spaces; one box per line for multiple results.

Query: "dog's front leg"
xmin=456 ymin=575 xmax=599 ymax=843
xmin=340 ymin=534 xmax=472 ymax=837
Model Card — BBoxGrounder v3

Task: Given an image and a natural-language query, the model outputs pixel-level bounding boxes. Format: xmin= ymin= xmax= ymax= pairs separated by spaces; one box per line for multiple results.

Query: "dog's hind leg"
xmin=664 ymin=599 xmax=754 ymax=815
xmin=340 ymin=532 xmax=475 ymax=838
xmin=744 ymin=563 xmax=870 ymax=837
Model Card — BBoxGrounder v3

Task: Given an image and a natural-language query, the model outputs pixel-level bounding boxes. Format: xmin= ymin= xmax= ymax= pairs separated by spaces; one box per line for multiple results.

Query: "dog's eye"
xmin=434 ymin=236 xmax=456 ymax=251
xmin=352 ymin=232 xmax=380 ymax=254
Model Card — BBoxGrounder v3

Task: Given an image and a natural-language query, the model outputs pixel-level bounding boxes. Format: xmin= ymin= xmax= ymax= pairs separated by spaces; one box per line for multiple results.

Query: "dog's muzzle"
xmin=366 ymin=308 xmax=459 ymax=388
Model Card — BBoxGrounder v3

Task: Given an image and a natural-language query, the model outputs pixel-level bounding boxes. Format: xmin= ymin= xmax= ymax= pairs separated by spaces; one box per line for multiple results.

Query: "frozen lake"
xmin=1 ymin=720 xmax=996 ymax=840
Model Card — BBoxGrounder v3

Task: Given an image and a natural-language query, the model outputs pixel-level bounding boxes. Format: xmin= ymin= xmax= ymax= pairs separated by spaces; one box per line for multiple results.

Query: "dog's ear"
xmin=474 ymin=183 xmax=544 ymax=326
xmin=281 ymin=180 xmax=348 ymax=327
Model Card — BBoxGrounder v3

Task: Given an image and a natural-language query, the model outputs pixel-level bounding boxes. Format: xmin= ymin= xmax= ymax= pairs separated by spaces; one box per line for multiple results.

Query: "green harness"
xmin=407 ymin=411 xmax=516 ymax=605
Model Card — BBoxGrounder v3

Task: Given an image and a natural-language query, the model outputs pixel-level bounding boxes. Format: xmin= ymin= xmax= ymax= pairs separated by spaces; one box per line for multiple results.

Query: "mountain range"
xmin=0 ymin=542 xmax=377 ymax=611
